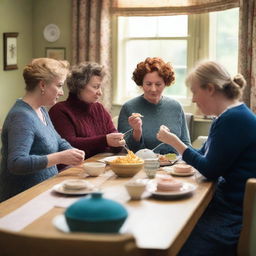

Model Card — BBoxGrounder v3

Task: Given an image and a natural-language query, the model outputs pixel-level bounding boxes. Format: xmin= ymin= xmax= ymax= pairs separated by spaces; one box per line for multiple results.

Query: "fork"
xmin=123 ymin=144 xmax=130 ymax=153
xmin=123 ymin=128 xmax=133 ymax=136
xmin=152 ymin=143 xmax=165 ymax=152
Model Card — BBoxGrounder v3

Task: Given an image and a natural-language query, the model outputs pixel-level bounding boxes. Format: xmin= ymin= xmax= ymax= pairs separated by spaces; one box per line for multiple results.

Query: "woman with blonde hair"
xmin=157 ymin=60 xmax=256 ymax=255
xmin=0 ymin=58 xmax=84 ymax=202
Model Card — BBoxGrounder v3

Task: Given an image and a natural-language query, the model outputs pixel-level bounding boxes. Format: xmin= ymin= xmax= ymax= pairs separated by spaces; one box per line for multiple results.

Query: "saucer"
xmin=169 ymin=169 xmax=195 ymax=177
xmin=53 ymin=215 xmax=129 ymax=234
xmin=151 ymin=182 xmax=196 ymax=199
xmin=52 ymin=182 xmax=96 ymax=195
xmin=53 ymin=214 xmax=69 ymax=232
xmin=161 ymin=166 xmax=195 ymax=177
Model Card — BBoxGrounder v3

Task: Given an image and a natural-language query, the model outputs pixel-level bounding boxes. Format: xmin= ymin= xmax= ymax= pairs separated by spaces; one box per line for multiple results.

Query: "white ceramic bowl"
xmin=83 ymin=162 xmax=106 ymax=176
xmin=125 ymin=181 xmax=146 ymax=200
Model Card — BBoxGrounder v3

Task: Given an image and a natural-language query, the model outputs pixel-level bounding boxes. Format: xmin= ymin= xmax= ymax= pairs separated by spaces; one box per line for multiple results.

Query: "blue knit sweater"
xmin=118 ymin=95 xmax=190 ymax=154
xmin=0 ymin=99 xmax=72 ymax=202
xmin=183 ymin=104 xmax=256 ymax=212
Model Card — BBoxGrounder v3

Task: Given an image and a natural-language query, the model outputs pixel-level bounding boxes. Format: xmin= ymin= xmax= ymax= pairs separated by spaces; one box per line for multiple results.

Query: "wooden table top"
xmin=0 ymin=154 xmax=214 ymax=255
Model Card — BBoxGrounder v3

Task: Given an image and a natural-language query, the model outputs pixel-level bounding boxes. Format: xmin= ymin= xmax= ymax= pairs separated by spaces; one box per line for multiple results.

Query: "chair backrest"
xmin=237 ymin=178 xmax=256 ymax=256
xmin=185 ymin=112 xmax=194 ymax=139
xmin=112 ymin=115 xmax=119 ymax=129
xmin=0 ymin=228 xmax=139 ymax=256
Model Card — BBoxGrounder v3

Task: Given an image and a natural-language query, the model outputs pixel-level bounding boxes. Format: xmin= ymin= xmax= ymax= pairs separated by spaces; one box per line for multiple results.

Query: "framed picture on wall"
xmin=45 ymin=47 xmax=66 ymax=60
xmin=3 ymin=33 xmax=19 ymax=70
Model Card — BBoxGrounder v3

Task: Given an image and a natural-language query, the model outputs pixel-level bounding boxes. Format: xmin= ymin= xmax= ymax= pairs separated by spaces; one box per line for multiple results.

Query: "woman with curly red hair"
xmin=118 ymin=57 xmax=190 ymax=154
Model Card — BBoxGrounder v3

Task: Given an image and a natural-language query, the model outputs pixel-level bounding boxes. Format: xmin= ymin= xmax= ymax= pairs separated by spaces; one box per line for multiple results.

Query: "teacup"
xmin=125 ymin=181 xmax=146 ymax=200
xmin=144 ymin=158 xmax=160 ymax=178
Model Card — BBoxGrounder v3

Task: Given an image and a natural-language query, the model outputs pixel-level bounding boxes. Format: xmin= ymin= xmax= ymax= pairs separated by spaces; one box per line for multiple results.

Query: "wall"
xmin=32 ymin=0 xmax=72 ymax=101
xmin=0 ymin=0 xmax=72 ymax=125
xmin=0 ymin=0 xmax=33 ymax=125
xmin=32 ymin=0 xmax=72 ymax=62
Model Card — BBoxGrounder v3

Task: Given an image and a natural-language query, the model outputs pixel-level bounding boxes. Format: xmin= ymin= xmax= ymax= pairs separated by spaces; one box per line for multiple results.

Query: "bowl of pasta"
xmin=109 ymin=151 xmax=144 ymax=177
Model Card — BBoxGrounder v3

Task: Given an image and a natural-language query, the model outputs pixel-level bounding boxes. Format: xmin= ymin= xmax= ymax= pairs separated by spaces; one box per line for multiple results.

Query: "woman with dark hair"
xmin=49 ymin=62 xmax=125 ymax=158
xmin=118 ymin=57 xmax=190 ymax=154
xmin=157 ymin=60 xmax=256 ymax=255
xmin=0 ymin=58 xmax=85 ymax=202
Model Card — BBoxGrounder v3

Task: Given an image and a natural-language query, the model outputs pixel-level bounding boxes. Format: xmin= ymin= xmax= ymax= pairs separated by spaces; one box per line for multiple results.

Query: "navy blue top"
xmin=183 ymin=104 xmax=256 ymax=212
xmin=0 ymin=99 xmax=72 ymax=202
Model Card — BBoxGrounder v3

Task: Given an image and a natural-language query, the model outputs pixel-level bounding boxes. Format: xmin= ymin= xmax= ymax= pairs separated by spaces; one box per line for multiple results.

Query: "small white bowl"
xmin=83 ymin=162 xmax=106 ymax=176
xmin=125 ymin=181 xmax=146 ymax=200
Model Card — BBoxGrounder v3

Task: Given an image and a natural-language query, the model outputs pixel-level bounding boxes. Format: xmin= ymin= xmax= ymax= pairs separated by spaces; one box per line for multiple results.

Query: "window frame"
xmin=112 ymin=14 xmax=210 ymax=107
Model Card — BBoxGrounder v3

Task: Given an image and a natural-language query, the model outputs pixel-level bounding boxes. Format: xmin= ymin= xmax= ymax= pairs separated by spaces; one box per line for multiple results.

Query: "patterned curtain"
xmin=72 ymin=0 xmax=112 ymax=110
xmin=72 ymin=0 xmax=256 ymax=112
xmin=239 ymin=0 xmax=256 ymax=112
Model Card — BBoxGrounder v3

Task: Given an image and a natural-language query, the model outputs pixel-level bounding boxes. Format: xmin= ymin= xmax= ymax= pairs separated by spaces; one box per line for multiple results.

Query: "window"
xmin=113 ymin=8 xmax=239 ymax=106
xmin=209 ymin=8 xmax=239 ymax=76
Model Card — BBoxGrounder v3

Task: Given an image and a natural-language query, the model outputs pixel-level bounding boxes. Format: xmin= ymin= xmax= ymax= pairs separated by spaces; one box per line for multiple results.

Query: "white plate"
xmin=43 ymin=24 xmax=60 ymax=42
xmin=53 ymin=214 xmax=69 ymax=232
xmin=52 ymin=183 xmax=96 ymax=195
xmin=98 ymin=156 xmax=118 ymax=164
xmin=161 ymin=166 xmax=195 ymax=177
xmin=151 ymin=182 xmax=196 ymax=199
xmin=53 ymin=215 xmax=129 ymax=234
xmin=169 ymin=169 xmax=195 ymax=177
xmin=159 ymin=154 xmax=181 ymax=166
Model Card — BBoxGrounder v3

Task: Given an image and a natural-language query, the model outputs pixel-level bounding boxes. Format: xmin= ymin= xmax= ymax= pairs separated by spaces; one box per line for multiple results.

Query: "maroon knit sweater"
xmin=49 ymin=93 xmax=121 ymax=158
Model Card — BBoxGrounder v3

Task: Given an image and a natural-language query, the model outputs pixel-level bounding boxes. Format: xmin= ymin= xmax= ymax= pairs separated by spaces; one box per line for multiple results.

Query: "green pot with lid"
xmin=65 ymin=192 xmax=128 ymax=233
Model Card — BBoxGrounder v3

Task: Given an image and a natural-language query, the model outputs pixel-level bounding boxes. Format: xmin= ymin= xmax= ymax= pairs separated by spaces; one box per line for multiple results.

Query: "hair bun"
xmin=233 ymin=74 xmax=246 ymax=89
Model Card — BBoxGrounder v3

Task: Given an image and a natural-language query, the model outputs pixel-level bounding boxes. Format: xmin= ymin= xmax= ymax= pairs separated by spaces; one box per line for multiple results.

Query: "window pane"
xmin=158 ymin=16 xmax=188 ymax=37
xmin=124 ymin=16 xmax=188 ymax=37
xmin=126 ymin=17 xmax=158 ymax=37
xmin=123 ymin=40 xmax=187 ymax=97
xmin=210 ymin=8 xmax=239 ymax=75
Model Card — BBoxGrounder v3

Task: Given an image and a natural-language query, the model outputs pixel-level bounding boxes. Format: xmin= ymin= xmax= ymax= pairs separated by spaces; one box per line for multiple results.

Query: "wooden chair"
xmin=237 ymin=178 xmax=256 ymax=256
xmin=185 ymin=112 xmax=194 ymax=140
xmin=0 ymin=229 xmax=139 ymax=256
xmin=112 ymin=115 xmax=119 ymax=129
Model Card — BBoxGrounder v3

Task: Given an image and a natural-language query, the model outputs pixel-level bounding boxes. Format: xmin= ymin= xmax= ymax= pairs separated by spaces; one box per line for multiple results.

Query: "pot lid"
xmin=65 ymin=192 xmax=128 ymax=222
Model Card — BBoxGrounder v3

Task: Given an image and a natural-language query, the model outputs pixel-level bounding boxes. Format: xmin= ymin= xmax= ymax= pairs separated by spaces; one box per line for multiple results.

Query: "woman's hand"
xmin=47 ymin=148 xmax=85 ymax=167
xmin=128 ymin=115 xmax=142 ymax=131
xmin=157 ymin=126 xmax=188 ymax=155
xmin=106 ymin=133 xmax=125 ymax=147
xmin=128 ymin=115 xmax=142 ymax=141
xmin=157 ymin=125 xmax=173 ymax=144
xmin=59 ymin=149 xmax=85 ymax=165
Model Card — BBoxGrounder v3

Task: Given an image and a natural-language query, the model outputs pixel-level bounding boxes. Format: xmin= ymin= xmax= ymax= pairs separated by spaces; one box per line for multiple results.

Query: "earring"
xmin=41 ymin=89 xmax=45 ymax=95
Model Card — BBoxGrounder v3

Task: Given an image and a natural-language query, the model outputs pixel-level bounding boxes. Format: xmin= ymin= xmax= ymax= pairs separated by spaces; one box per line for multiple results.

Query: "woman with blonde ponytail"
xmin=157 ymin=61 xmax=256 ymax=256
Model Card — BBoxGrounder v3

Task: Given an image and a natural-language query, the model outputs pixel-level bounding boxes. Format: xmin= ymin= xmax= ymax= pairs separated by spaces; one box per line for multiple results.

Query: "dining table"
xmin=0 ymin=153 xmax=214 ymax=256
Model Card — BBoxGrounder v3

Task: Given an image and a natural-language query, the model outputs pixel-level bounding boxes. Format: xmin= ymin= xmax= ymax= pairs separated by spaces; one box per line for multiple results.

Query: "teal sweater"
xmin=0 ymin=99 xmax=72 ymax=202
xmin=118 ymin=95 xmax=190 ymax=154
